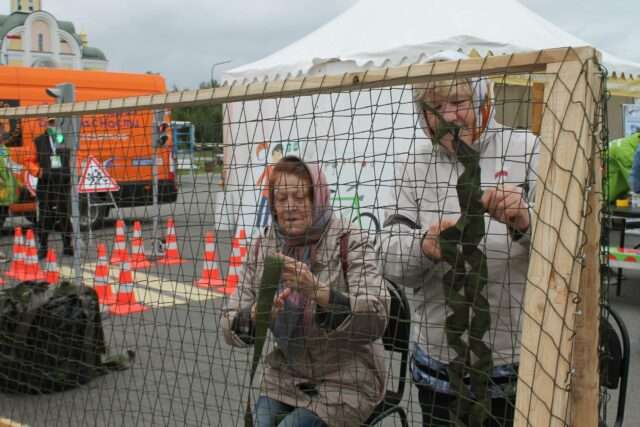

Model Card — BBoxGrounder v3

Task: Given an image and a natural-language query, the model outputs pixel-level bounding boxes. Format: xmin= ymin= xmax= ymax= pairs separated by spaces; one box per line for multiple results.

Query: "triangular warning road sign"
xmin=78 ymin=156 xmax=120 ymax=193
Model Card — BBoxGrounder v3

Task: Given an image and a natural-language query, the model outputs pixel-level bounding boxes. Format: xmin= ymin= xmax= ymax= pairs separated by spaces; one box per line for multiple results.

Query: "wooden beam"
xmin=0 ymin=47 xmax=594 ymax=119
xmin=531 ymin=82 xmax=545 ymax=135
xmin=514 ymin=49 xmax=602 ymax=426
xmin=0 ymin=418 xmax=28 ymax=427
xmin=570 ymin=100 xmax=602 ymax=425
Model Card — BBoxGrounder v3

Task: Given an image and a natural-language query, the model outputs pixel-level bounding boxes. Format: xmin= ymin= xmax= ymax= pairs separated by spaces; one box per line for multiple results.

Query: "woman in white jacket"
xmin=380 ymin=52 xmax=538 ymax=427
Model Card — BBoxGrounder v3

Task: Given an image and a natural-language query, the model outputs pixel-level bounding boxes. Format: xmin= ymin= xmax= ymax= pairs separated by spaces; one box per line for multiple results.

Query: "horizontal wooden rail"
xmin=0 ymin=46 xmax=593 ymax=119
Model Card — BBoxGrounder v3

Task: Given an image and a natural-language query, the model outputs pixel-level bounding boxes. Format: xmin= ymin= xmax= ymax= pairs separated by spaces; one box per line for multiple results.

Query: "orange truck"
xmin=0 ymin=66 xmax=177 ymax=228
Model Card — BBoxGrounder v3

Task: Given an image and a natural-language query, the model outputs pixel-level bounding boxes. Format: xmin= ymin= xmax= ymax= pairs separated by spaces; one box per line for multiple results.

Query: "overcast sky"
xmin=11 ymin=0 xmax=639 ymax=89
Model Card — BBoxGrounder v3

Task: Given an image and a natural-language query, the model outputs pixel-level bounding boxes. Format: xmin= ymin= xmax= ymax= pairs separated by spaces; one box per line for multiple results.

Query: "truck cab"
xmin=0 ymin=66 xmax=178 ymax=228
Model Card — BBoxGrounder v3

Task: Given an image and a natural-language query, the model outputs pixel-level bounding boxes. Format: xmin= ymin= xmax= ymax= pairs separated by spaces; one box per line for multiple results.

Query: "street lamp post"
xmin=210 ymin=60 xmax=231 ymax=87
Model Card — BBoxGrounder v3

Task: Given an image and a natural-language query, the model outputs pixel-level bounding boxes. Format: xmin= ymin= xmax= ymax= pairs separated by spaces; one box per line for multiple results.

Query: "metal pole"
xmin=65 ymin=97 xmax=82 ymax=286
xmin=189 ymin=122 xmax=196 ymax=169
xmin=153 ymin=141 xmax=159 ymax=253
xmin=210 ymin=60 xmax=231 ymax=87
xmin=151 ymin=110 xmax=162 ymax=256
xmin=87 ymin=193 xmax=93 ymax=244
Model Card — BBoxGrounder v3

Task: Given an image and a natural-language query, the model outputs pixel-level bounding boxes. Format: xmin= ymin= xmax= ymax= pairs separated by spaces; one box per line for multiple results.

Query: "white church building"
xmin=0 ymin=0 xmax=107 ymax=70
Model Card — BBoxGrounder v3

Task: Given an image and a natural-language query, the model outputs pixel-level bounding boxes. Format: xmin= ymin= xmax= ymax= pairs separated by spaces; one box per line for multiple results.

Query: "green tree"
xmin=171 ymin=81 xmax=223 ymax=152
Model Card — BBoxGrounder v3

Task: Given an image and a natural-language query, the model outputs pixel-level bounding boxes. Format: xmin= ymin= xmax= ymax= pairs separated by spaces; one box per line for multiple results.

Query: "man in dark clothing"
xmin=35 ymin=118 xmax=73 ymax=259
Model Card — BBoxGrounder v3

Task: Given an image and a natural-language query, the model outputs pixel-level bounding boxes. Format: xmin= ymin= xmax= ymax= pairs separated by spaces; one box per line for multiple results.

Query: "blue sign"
xmin=132 ymin=158 xmax=154 ymax=166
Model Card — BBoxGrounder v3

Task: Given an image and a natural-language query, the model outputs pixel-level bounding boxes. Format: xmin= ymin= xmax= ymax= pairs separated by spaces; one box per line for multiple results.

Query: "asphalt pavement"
xmin=0 ymin=171 xmax=634 ymax=426
xmin=0 ymin=173 xmax=254 ymax=427
xmin=0 ymin=172 xmax=422 ymax=427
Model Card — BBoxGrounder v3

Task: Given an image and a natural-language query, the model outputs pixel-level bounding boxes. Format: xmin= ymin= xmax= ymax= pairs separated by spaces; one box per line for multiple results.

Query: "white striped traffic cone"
xmin=22 ymin=229 xmax=45 ymax=281
xmin=94 ymin=243 xmax=116 ymax=306
xmin=236 ymin=228 xmax=248 ymax=258
xmin=224 ymin=243 xmax=244 ymax=295
xmin=111 ymin=219 xmax=128 ymax=264
xmin=130 ymin=221 xmax=151 ymax=270
xmin=195 ymin=231 xmax=224 ymax=289
xmin=109 ymin=253 xmax=149 ymax=316
xmin=43 ymin=249 xmax=60 ymax=285
xmin=158 ymin=217 xmax=183 ymax=265
xmin=6 ymin=227 xmax=26 ymax=280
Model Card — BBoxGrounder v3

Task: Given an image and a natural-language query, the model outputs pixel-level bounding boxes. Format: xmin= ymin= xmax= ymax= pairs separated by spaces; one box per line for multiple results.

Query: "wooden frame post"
xmin=569 ymin=56 xmax=603 ymax=424
xmin=531 ymin=82 xmax=545 ymax=135
xmin=570 ymin=141 xmax=602 ymax=426
xmin=515 ymin=48 xmax=602 ymax=427
xmin=0 ymin=418 xmax=27 ymax=427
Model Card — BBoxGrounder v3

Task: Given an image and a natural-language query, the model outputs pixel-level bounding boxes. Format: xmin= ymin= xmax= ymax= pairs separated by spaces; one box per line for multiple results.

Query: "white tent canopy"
xmin=224 ymin=0 xmax=640 ymax=87
xmin=219 ymin=0 xmax=636 ymax=232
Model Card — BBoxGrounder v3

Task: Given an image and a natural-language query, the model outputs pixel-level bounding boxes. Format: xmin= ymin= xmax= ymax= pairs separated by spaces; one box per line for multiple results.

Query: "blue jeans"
xmin=255 ymin=396 xmax=327 ymax=427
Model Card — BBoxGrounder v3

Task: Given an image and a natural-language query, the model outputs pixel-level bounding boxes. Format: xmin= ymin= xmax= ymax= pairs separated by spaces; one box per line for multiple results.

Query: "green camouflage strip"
xmin=245 ymin=256 xmax=283 ymax=427
xmin=427 ymin=108 xmax=493 ymax=426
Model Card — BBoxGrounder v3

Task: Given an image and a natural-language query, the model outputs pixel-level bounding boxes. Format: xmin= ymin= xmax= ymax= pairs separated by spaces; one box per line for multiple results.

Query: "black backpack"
xmin=0 ymin=280 xmax=131 ymax=394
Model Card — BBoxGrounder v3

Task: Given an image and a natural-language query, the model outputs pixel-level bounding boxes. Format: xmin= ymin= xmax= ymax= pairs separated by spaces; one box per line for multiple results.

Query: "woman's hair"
xmin=268 ymin=156 xmax=313 ymax=202
xmin=414 ymin=77 xmax=493 ymax=143
xmin=414 ymin=79 xmax=474 ymax=107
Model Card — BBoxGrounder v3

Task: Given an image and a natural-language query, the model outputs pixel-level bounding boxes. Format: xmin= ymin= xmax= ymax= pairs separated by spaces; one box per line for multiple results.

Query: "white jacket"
xmin=380 ymin=124 xmax=538 ymax=366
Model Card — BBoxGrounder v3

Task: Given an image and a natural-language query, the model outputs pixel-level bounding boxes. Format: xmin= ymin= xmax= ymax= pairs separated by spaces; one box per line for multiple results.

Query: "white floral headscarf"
xmin=413 ymin=51 xmax=495 ymax=153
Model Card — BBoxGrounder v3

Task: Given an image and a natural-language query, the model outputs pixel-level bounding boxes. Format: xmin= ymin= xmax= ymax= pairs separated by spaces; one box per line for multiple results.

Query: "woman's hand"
xmin=422 ymin=218 xmax=458 ymax=260
xmin=481 ymin=185 xmax=530 ymax=232
xmin=250 ymin=288 xmax=293 ymax=322
xmin=275 ymin=253 xmax=331 ymax=305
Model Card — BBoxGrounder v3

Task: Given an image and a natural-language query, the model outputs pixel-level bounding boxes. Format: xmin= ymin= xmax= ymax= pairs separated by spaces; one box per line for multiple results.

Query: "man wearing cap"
xmin=34 ymin=118 xmax=73 ymax=258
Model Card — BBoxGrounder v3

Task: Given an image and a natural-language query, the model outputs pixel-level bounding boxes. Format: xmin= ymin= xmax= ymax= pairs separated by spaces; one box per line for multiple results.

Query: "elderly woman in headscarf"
xmin=223 ymin=156 xmax=390 ymax=427
xmin=380 ymin=52 xmax=538 ymax=427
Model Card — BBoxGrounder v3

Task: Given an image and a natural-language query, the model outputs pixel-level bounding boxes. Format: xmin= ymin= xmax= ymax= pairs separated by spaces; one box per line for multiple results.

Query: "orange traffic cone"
xmin=22 ymin=229 xmax=46 ymax=281
xmin=109 ymin=254 xmax=149 ymax=316
xmin=94 ymin=243 xmax=115 ymax=306
xmin=224 ymin=243 xmax=244 ymax=295
xmin=195 ymin=232 xmax=224 ymax=289
xmin=43 ymin=249 xmax=60 ymax=285
xmin=158 ymin=217 xmax=183 ymax=265
xmin=229 ymin=238 xmax=244 ymax=265
xmin=6 ymin=227 xmax=26 ymax=280
xmin=236 ymin=228 xmax=248 ymax=258
xmin=111 ymin=219 xmax=128 ymax=264
xmin=130 ymin=221 xmax=151 ymax=270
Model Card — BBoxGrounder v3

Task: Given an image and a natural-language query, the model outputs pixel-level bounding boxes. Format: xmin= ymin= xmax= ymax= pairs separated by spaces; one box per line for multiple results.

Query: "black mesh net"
xmin=0 ymin=47 xmax=607 ymax=427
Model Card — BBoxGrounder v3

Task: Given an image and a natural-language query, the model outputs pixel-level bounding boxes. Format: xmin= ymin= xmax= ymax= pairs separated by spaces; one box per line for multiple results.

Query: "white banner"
xmin=223 ymin=85 xmax=421 ymax=237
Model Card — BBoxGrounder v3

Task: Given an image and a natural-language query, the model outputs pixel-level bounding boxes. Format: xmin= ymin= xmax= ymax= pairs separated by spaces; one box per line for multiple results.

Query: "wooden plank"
xmin=0 ymin=418 xmax=28 ymax=427
xmin=531 ymin=82 xmax=545 ymax=135
xmin=514 ymin=50 xmax=602 ymax=426
xmin=570 ymin=84 xmax=602 ymax=425
xmin=0 ymin=47 xmax=594 ymax=119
